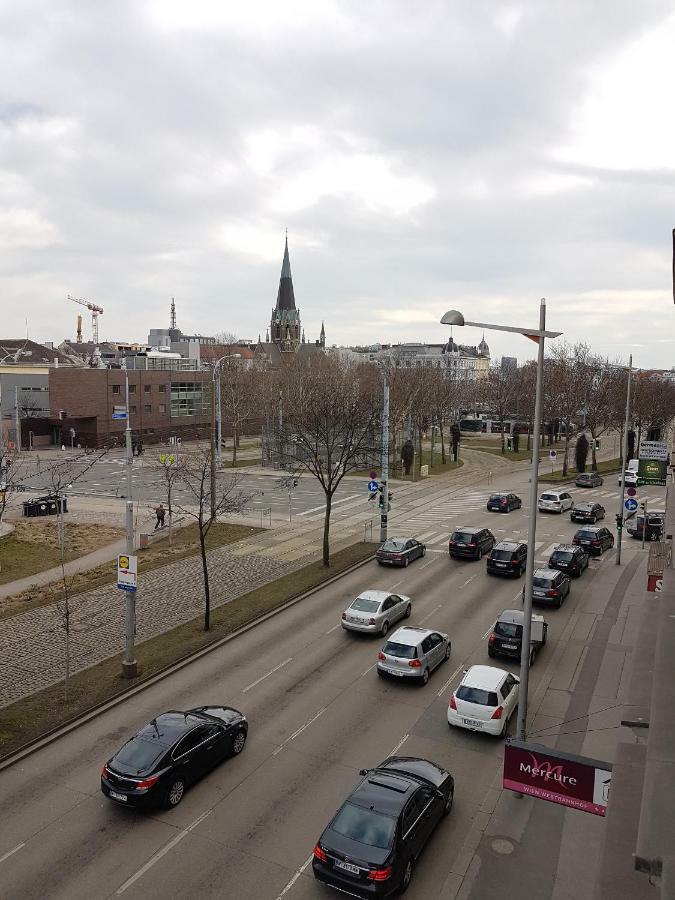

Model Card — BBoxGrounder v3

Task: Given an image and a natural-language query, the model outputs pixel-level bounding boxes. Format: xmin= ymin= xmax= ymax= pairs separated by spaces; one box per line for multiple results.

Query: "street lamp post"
xmin=616 ymin=355 xmax=633 ymax=566
xmin=122 ymin=366 xmax=137 ymax=678
xmin=380 ymin=375 xmax=389 ymax=543
xmin=441 ymin=300 xmax=562 ymax=743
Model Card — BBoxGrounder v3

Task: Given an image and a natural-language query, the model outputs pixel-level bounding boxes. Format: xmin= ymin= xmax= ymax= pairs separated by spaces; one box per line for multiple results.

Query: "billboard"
xmin=503 ymin=740 xmax=612 ymax=816
xmin=638 ymin=440 xmax=668 ymax=486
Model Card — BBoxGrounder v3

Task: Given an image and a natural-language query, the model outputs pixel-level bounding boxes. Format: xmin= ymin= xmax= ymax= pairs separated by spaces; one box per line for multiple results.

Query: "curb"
xmin=0 ymin=550 xmax=376 ymax=771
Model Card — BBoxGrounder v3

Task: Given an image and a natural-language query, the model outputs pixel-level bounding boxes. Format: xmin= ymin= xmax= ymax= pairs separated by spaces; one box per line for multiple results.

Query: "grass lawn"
xmin=352 ymin=452 xmax=463 ymax=481
xmin=540 ymin=457 xmax=621 ymax=483
xmin=0 ymin=520 xmax=123 ymax=587
xmin=0 ymin=521 xmax=263 ymax=620
xmin=0 ymin=541 xmax=377 ymax=759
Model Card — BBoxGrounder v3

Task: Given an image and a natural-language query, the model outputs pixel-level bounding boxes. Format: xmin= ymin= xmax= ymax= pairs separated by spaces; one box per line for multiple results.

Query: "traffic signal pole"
xmin=122 ymin=368 xmax=137 ymax=678
xmin=616 ymin=354 xmax=632 ymax=566
xmin=380 ymin=376 xmax=389 ymax=543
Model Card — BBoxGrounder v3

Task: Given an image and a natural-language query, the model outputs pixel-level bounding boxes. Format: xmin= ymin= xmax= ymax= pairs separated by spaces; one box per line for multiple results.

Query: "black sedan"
xmin=486 ymin=492 xmax=522 ymax=513
xmin=376 ymin=538 xmax=426 ymax=567
xmin=571 ymin=502 xmax=605 ymax=524
xmin=101 ymin=707 xmax=248 ymax=809
xmin=313 ymin=756 xmax=454 ymax=896
xmin=573 ymin=526 xmax=615 ymax=556
xmin=548 ymin=544 xmax=589 ymax=577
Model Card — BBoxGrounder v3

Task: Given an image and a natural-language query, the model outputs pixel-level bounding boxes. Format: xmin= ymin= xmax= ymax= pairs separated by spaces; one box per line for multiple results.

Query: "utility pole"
xmin=380 ymin=376 xmax=389 ymax=543
xmin=616 ymin=355 xmax=632 ymax=566
xmin=14 ymin=386 xmax=21 ymax=452
xmin=210 ymin=384 xmax=217 ymax=522
xmin=122 ymin=368 xmax=137 ymax=677
xmin=215 ymin=370 xmax=222 ymax=467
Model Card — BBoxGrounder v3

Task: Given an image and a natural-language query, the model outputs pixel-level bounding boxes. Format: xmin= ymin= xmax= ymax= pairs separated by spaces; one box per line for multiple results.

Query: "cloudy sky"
xmin=2 ymin=0 xmax=674 ymax=367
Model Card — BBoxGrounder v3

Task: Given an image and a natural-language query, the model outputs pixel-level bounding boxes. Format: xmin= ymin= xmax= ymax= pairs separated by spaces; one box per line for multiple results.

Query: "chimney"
xmin=54 ymin=357 xmax=59 ymax=368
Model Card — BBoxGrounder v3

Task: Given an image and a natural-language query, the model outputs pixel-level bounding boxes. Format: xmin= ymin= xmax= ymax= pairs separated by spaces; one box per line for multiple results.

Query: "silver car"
xmin=341 ymin=590 xmax=412 ymax=636
xmin=377 ymin=626 xmax=451 ymax=684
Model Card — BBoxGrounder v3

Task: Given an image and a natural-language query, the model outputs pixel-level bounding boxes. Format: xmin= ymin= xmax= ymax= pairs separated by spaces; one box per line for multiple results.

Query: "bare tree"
xmin=219 ymin=360 xmax=258 ymax=466
xmin=154 ymin=451 xmax=184 ymax=545
xmin=547 ymin=342 xmax=589 ymax=476
xmin=173 ymin=447 xmax=251 ymax=630
xmin=0 ymin=439 xmax=27 ymax=524
xmin=273 ymin=356 xmax=381 ymax=566
xmin=480 ymin=363 xmax=519 ymax=452
xmin=18 ymin=393 xmax=43 ymax=418
xmin=580 ymin=356 xmax=620 ymax=470
xmin=214 ymin=330 xmax=240 ymax=345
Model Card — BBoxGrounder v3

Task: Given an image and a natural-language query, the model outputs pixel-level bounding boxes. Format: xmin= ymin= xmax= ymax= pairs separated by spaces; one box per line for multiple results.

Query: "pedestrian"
xmin=154 ymin=503 xmax=165 ymax=530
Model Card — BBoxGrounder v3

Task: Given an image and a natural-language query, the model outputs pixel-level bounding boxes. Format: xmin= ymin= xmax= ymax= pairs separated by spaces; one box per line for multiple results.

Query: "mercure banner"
xmin=503 ymin=740 xmax=612 ymax=816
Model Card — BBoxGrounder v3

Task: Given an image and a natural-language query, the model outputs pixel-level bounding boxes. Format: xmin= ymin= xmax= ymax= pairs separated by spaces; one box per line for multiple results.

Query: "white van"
xmin=618 ymin=459 xmax=639 ymax=486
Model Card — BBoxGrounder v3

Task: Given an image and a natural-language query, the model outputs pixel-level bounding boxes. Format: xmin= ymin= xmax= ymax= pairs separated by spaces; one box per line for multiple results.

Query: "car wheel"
xmin=500 ymin=716 xmax=508 ymax=738
xmin=421 ymin=546 xmax=426 ymax=557
xmin=529 ymin=647 xmax=536 ymax=666
xmin=444 ymin=643 xmax=451 ymax=661
xmin=404 ymin=556 xmax=409 ymax=568
xmin=487 ymin=647 xmax=495 ymax=658
xmin=232 ymin=730 xmax=247 ymax=755
xmin=164 ymin=776 xmax=186 ymax=809
xmin=519 ymin=564 xmax=525 ymax=577
xmin=420 ymin=668 xmax=430 ymax=686
xmin=477 ymin=548 xmax=483 ymax=560
xmin=404 ymin=603 xmax=412 ymax=618
xmin=381 ymin=620 xmax=390 ymax=637
xmin=401 ymin=858 xmax=414 ymax=893
xmin=443 ymin=790 xmax=454 ymax=816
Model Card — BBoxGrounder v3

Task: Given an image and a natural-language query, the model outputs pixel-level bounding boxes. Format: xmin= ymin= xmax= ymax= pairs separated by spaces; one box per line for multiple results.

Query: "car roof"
xmin=349 ymin=771 xmax=417 ymax=816
xmin=551 ymin=544 xmax=581 ymax=553
xmin=575 ymin=525 xmax=602 ymax=532
xmin=533 ymin=567 xmax=562 ymax=579
xmin=452 ymin=526 xmax=480 ymax=534
xmin=355 ymin=590 xmax=391 ymax=602
xmin=461 ymin=665 xmax=508 ymax=690
xmin=496 ymin=609 xmax=545 ymax=626
xmin=540 ymin=490 xmax=565 ymax=496
xmin=377 ymin=756 xmax=449 ymax=789
xmin=381 ymin=537 xmax=413 ymax=545
xmin=493 ymin=540 xmax=523 ymax=551
xmin=135 ymin=711 xmax=205 ymax=747
xmin=388 ymin=626 xmax=437 ymax=645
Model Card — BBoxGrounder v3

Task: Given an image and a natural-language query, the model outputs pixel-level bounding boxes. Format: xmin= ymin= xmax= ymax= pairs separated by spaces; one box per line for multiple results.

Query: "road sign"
xmin=117 ymin=554 xmax=138 ymax=592
xmin=369 ymin=470 xmax=378 ymax=480
xmin=112 ymin=405 xmax=127 ymax=421
xmin=624 ymin=498 xmax=638 ymax=513
xmin=626 ymin=487 xmax=637 ymax=497
xmin=549 ymin=450 xmax=557 ymax=460
xmin=639 ymin=440 xmax=668 ymax=460
xmin=368 ymin=480 xmax=379 ymax=492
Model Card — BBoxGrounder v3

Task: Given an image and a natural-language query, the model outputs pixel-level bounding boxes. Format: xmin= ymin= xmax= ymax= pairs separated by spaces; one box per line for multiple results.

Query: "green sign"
xmin=638 ymin=458 xmax=667 ymax=486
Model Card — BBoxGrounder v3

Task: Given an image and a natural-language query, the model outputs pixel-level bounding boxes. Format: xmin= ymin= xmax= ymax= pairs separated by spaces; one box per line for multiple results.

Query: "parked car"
xmin=575 ymin=472 xmax=604 ymax=488
xmin=618 ymin=470 xmax=639 ymax=487
xmin=531 ymin=568 xmax=571 ymax=607
xmin=447 ymin=665 xmax=519 ymax=737
xmin=486 ymin=540 xmax=527 ymax=577
xmin=312 ymin=756 xmax=454 ymax=896
xmin=488 ymin=609 xmax=548 ymax=665
xmin=101 ymin=707 xmax=248 ymax=809
xmin=377 ymin=627 xmax=450 ymax=685
xmin=547 ymin=544 xmax=590 ymax=577
xmin=571 ymin=502 xmax=605 ymax=524
xmin=573 ymin=526 xmax=615 ymax=556
xmin=342 ymin=591 xmax=412 ymax=636
xmin=627 ymin=512 xmax=665 ymax=542
xmin=486 ymin=492 xmax=522 ymax=513
xmin=448 ymin=526 xmax=495 ymax=561
xmin=538 ymin=490 xmax=574 ymax=514
xmin=376 ymin=537 xmax=426 ymax=567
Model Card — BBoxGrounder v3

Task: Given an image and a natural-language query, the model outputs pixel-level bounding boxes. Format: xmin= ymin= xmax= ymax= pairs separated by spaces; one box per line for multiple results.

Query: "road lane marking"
xmin=276 ymin=854 xmax=314 ymax=899
xmin=0 ymin=843 xmax=25 ymax=865
xmin=389 ymin=733 xmax=409 ymax=756
xmin=242 ymin=658 xmax=293 ymax=693
xmin=273 ymin=707 xmax=327 ymax=756
xmin=361 ymin=663 xmax=376 ymax=677
xmin=115 ymin=810 xmax=212 ymax=894
xmin=437 ymin=664 xmax=464 ymax=697
xmin=419 ymin=603 xmax=442 ymax=624
xmin=482 ymin=628 xmax=491 ymax=640
xmin=325 ymin=623 xmax=342 ymax=634
xmin=462 ymin=575 xmax=476 ymax=587
xmin=296 ymin=495 xmax=360 ymax=516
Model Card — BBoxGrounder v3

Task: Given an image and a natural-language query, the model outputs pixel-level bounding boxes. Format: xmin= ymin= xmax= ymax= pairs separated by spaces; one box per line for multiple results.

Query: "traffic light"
xmin=594 ymin=439 xmax=600 ymax=451
xmin=615 ymin=513 xmax=623 ymax=530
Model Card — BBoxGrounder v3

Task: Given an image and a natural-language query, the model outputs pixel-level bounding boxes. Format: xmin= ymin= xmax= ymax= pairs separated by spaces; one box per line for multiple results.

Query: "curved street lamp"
xmin=441 ymin=299 xmax=562 ymax=744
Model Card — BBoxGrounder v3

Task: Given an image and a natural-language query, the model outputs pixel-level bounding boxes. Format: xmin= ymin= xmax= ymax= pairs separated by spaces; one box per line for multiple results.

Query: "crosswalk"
xmin=403 ymin=491 xmax=496 ymax=530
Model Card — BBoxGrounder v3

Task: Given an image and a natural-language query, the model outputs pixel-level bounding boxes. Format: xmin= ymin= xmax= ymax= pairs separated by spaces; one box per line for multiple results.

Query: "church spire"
xmin=276 ymin=233 xmax=296 ymax=311
xmin=320 ymin=320 xmax=325 ymax=348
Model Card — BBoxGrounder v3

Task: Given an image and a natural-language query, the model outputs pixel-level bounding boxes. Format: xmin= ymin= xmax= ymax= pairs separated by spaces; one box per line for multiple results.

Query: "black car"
xmin=488 ymin=608 xmax=548 ymax=663
xmin=575 ymin=472 xmax=603 ymax=488
xmin=448 ymin=527 xmax=495 ymax=561
xmin=531 ymin=568 xmax=571 ymax=608
xmin=376 ymin=537 xmax=426 ymax=567
xmin=548 ymin=544 xmax=589 ymax=577
xmin=573 ymin=526 xmax=615 ymax=556
xmin=486 ymin=492 xmax=522 ymax=513
xmin=101 ymin=707 xmax=248 ymax=809
xmin=571 ymin=502 xmax=605 ymax=524
xmin=627 ymin=513 xmax=665 ymax=542
xmin=313 ymin=756 xmax=454 ymax=897
xmin=486 ymin=540 xmax=527 ymax=577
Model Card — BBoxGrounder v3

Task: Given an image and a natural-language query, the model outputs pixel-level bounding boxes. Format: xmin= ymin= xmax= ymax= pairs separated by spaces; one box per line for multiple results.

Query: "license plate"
xmin=463 ymin=718 xmax=482 ymax=727
xmin=502 ymin=643 xmax=517 ymax=650
xmin=335 ymin=860 xmax=360 ymax=874
xmin=109 ymin=790 xmax=128 ymax=802
xmin=495 ymin=562 xmax=506 ymax=568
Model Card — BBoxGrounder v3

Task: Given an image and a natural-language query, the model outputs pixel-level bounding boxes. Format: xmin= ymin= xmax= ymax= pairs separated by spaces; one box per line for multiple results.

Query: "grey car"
xmin=377 ymin=626 xmax=451 ymax=684
xmin=341 ymin=590 xmax=412 ymax=636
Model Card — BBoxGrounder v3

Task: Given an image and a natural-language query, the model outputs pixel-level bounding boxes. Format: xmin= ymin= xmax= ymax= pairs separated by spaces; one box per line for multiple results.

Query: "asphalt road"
xmin=0 ymin=473 xmax=662 ymax=900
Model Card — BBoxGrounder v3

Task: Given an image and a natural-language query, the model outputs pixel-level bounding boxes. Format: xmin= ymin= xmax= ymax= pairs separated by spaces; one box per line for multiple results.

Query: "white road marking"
xmin=389 ymin=733 xmax=409 ymax=756
xmin=242 ymin=657 xmax=293 ymax=693
xmin=296 ymin=495 xmax=360 ymax=517
xmin=325 ymin=623 xmax=342 ymax=634
xmin=419 ymin=603 xmax=442 ymax=624
xmin=462 ymin=575 xmax=476 ymax=587
xmin=417 ymin=529 xmax=440 ymax=541
xmin=0 ymin=843 xmax=25 ymax=865
xmin=482 ymin=628 xmax=491 ymax=640
xmin=276 ymin=854 xmax=314 ymax=900
xmin=361 ymin=663 xmax=376 ymax=677
xmin=437 ymin=664 xmax=464 ymax=697
xmin=115 ymin=810 xmax=212 ymax=894
xmin=273 ymin=707 xmax=327 ymax=756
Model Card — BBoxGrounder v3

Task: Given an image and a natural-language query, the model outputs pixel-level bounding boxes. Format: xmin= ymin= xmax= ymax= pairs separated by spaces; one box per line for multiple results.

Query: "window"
xmin=128 ymin=384 xmax=136 ymax=394
xmin=331 ymin=803 xmax=395 ymax=850
xmin=112 ymin=384 xmax=121 ymax=395
xmin=159 ymin=404 xmax=166 ymax=414
xmin=144 ymin=404 xmax=152 ymax=413
xmin=144 ymin=384 xmax=151 ymax=393
xmin=113 ymin=739 xmax=164 ymax=772
xmin=173 ymin=727 xmax=208 ymax=758
xmin=170 ymin=381 xmax=209 ymax=417
xmin=130 ymin=405 xmax=137 ymax=414
xmin=456 ymin=686 xmax=499 ymax=706
xmin=403 ymin=792 xmax=426 ymax=834
xmin=159 ymin=384 xmax=166 ymax=393
xmin=351 ymin=597 xmax=380 ymax=612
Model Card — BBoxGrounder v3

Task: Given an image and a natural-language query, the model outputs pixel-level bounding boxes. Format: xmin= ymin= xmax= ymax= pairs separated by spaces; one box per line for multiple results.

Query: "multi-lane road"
xmin=0 ymin=474 xmax=662 ymax=899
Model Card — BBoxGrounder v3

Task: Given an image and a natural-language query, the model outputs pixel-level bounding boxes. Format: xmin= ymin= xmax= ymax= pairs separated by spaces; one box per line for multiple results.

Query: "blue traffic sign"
xmin=624 ymin=497 xmax=638 ymax=513
xmin=368 ymin=480 xmax=379 ymax=492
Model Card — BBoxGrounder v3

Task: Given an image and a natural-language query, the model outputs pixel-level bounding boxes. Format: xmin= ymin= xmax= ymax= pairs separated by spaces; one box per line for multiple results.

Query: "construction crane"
xmin=76 ymin=314 xmax=83 ymax=343
xmin=68 ymin=295 xmax=104 ymax=343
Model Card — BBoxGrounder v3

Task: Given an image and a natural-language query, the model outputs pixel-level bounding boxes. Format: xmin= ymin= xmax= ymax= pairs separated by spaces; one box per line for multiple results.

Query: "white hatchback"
xmin=538 ymin=490 xmax=573 ymax=514
xmin=447 ymin=665 xmax=519 ymax=737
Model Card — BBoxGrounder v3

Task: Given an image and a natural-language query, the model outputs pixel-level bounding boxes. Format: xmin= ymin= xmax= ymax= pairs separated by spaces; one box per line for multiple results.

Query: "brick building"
xmin=48 ymin=367 xmax=214 ymax=448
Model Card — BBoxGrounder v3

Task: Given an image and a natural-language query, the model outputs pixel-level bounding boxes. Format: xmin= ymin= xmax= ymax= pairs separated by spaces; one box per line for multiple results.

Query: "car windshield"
xmin=331 ymin=802 xmax=395 ymax=850
xmin=575 ymin=504 xmax=593 ymax=512
xmin=533 ymin=576 xmax=553 ymax=588
xmin=495 ymin=622 xmax=521 ymax=639
xmin=351 ymin=598 xmax=381 ymax=612
xmin=491 ymin=550 xmax=513 ymax=561
xmin=551 ymin=551 xmax=573 ymax=562
xmin=456 ymin=686 xmax=499 ymax=706
xmin=383 ymin=641 xmax=416 ymax=659
xmin=113 ymin=738 xmax=165 ymax=773
xmin=576 ymin=531 xmax=595 ymax=540
xmin=489 ymin=494 xmax=507 ymax=500
xmin=451 ymin=532 xmax=474 ymax=543
xmin=381 ymin=540 xmax=406 ymax=551
xmin=540 ymin=494 xmax=558 ymax=502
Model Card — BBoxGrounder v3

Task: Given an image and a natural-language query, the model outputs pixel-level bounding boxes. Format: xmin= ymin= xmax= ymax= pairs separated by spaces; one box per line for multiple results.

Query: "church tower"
xmin=270 ymin=236 xmax=302 ymax=353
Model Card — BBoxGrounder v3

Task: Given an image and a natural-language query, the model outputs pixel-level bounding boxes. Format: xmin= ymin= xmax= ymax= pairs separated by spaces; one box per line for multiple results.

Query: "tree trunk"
xmin=562 ymin=424 xmax=570 ymax=477
xmin=232 ymin=424 xmax=238 ymax=467
xmin=527 ymin=419 xmax=532 ymax=452
xmin=591 ymin=441 xmax=598 ymax=471
xmin=322 ymin=491 xmax=332 ymax=567
xmin=418 ymin=426 xmax=423 ymax=476
xmin=440 ymin=416 xmax=446 ymax=464
xmin=199 ymin=518 xmax=211 ymax=630
xmin=391 ymin=425 xmax=398 ymax=479
xmin=168 ymin=482 xmax=173 ymax=546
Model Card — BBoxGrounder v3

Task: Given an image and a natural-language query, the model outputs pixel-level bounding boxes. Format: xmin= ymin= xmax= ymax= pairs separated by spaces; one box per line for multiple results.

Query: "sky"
xmin=1 ymin=0 xmax=675 ymax=368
